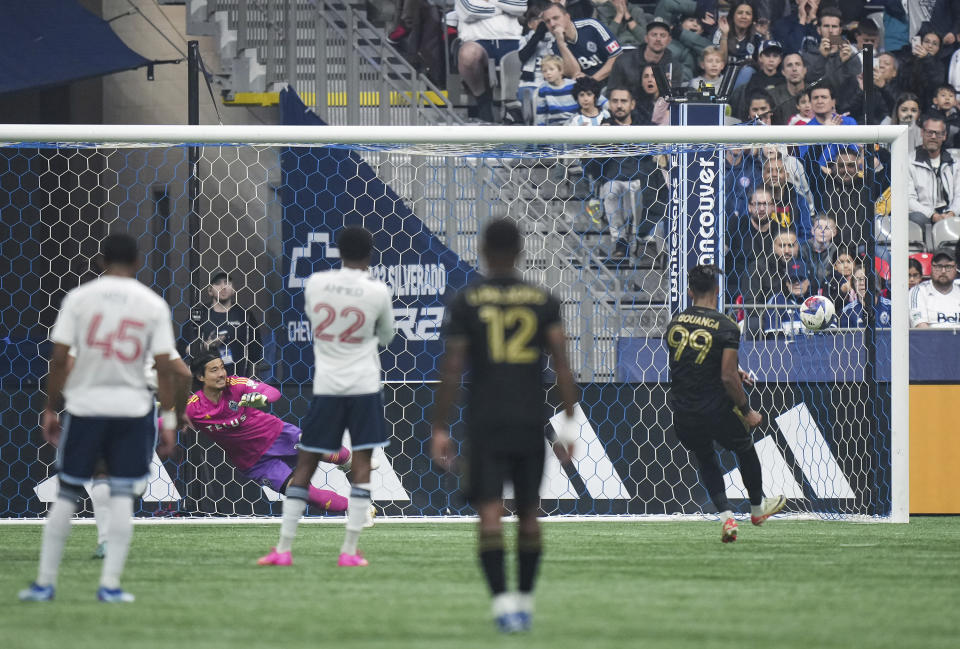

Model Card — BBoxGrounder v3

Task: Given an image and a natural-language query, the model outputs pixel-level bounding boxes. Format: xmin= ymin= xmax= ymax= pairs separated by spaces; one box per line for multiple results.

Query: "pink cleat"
xmin=337 ymin=552 xmax=369 ymax=567
xmin=257 ymin=547 xmax=292 ymax=566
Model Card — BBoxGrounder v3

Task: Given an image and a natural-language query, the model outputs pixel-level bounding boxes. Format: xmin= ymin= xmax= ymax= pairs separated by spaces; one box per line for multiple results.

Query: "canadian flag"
xmin=605 ymin=42 xmax=619 ymax=53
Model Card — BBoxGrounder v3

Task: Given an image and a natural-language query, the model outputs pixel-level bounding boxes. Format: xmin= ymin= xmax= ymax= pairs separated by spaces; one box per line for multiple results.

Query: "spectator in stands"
xmin=770 ymin=53 xmax=809 ymax=125
xmin=800 ymin=6 xmax=861 ymax=108
xmin=725 ymin=146 xmax=764 ymax=226
xmin=747 ymin=225 xmax=799 ymax=316
xmin=730 ymin=41 xmax=784 ymax=119
xmin=542 ymin=2 xmax=623 ymax=83
xmin=852 ymin=15 xmax=880 ymax=58
xmin=873 ymin=51 xmax=903 ymax=118
xmin=818 ymin=147 xmax=888 ymax=249
xmin=181 ymin=270 xmax=263 ymax=379
xmin=786 ymin=89 xmax=814 ymax=125
xmin=762 ymin=144 xmax=815 ymax=210
xmin=668 ymin=13 xmax=714 ymax=79
xmin=690 ymin=45 xmax=726 ymax=89
xmin=593 ymin=0 xmax=648 ymax=48
xmin=771 ymin=0 xmax=818 ymax=55
xmin=598 ymin=87 xmax=668 ymax=258
xmin=909 ymin=257 xmax=925 ymax=289
xmin=840 ymin=265 xmax=892 ymax=328
xmin=797 ymin=83 xmax=858 ymax=205
xmin=763 ymin=258 xmax=813 ymax=337
xmin=881 ymin=93 xmax=922 ymax=151
xmin=635 ymin=63 xmax=671 ymax=125
xmin=454 ymin=0 xmax=526 ymax=122
xmin=799 ymin=214 xmax=839 ymax=290
xmin=727 ymin=186 xmax=776 ymax=301
xmin=931 ymin=84 xmax=960 ymax=149
xmin=764 ymin=154 xmax=813 ymax=241
xmin=536 ymin=55 xmax=578 ymax=124
xmin=909 ymin=114 xmax=960 ymax=249
xmin=517 ymin=1 xmax=556 ymax=124
xmin=822 ymin=244 xmax=857 ymax=315
xmin=609 ymin=16 xmax=690 ymax=93
xmin=716 ymin=1 xmax=765 ymax=62
xmin=902 ymin=26 xmax=946 ymax=108
xmin=910 ymin=251 xmax=960 ymax=328
xmin=741 ymin=89 xmax=775 ymax=123
xmin=386 ymin=0 xmax=446 ymax=86
xmin=567 ymin=75 xmax=609 ymax=125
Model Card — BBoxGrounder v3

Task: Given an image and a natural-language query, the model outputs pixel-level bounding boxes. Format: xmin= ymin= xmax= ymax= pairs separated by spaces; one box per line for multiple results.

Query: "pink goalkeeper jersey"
xmin=185 ymin=377 xmax=284 ymax=472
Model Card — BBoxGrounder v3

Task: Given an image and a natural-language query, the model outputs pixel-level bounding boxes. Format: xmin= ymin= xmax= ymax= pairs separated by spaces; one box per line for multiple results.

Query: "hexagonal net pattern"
xmin=0 ymin=130 xmax=904 ymax=521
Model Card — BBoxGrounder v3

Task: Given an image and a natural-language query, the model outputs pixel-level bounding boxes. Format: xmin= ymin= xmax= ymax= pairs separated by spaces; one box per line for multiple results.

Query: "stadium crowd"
xmin=383 ymin=0 xmax=960 ymax=333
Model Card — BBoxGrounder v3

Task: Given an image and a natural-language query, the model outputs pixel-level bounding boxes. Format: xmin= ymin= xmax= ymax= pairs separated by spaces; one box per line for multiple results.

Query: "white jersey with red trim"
xmin=303 ymin=267 xmax=395 ymax=395
xmin=50 ymin=275 xmax=176 ymax=417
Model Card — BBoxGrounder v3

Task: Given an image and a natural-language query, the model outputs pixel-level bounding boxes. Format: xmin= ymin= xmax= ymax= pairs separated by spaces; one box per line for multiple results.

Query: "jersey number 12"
xmin=478 ymin=305 xmax=537 ymax=363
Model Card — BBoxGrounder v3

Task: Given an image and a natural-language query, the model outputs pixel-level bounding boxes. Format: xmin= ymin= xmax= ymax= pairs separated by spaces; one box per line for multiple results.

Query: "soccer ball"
xmin=798 ymin=295 xmax=835 ymax=331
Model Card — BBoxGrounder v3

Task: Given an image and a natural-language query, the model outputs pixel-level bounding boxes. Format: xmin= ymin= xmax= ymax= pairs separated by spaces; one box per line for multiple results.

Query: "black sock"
xmin=693 ymin=448 xmax=730 ymax=511
xmin=476 ymin=89 xmax=494 ymax=122
xmin=478 ymin=530 xmax=506 ymax=595
xmin=517 ymin=531 xmax=542 ymax=593
xmin=735 ymin=446 xmax=764 ymax=506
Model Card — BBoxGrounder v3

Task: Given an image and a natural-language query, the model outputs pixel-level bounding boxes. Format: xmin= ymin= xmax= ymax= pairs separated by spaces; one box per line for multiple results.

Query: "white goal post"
xmin=0 ymin=124 xmax=909 ymax=523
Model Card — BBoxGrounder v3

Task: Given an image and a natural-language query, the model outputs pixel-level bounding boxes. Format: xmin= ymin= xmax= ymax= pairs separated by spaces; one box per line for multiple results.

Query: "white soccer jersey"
xmin=50 ymin=276 xmax=176 ymax=417
xmin=303 ymin=267 xmax=396 ymax=395
xmin=909 ymin=280 xmax=960 ymax=328
xmin=68 ymin=344 xmax=178 ymax=391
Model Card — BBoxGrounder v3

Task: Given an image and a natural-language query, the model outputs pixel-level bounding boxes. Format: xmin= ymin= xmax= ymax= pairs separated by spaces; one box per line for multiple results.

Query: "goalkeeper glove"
xmin=239 ymin=392 xmax=268 ymax=410
xmin=554 ymin=411 xmax=580 ymax=447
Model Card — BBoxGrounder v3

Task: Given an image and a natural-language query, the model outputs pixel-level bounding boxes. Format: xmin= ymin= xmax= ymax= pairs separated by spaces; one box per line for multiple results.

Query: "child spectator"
xmin=764 ymin=259 xmax=814 ymax=337
xmin=517 ymin=1 xmax=555 ymax=124
xmin=536 ymin=55 xmax=577 ymax=125
xmin=788 ymin=89 xmax=813 ymax=126
xmin=689 ymin=45 xmax=725 ymax=89
xmin=566 ymin=76 xmax=610 ymax=126
xmin=908 ymin=257 xmax=925 ymax=288
xmin=840 ymin=266 xmax=892 ymax=328
xmin=821 ymin=244 xmax=858 ymax=316
xmin=931 ymin=83 xmax=960 ymax=149
xmin=881 ymin=92 xmax=922 ymax=152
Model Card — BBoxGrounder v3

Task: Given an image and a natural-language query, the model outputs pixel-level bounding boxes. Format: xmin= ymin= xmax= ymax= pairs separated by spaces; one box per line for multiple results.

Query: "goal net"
xmin=0 ymin=121 xmax=909 ymax=522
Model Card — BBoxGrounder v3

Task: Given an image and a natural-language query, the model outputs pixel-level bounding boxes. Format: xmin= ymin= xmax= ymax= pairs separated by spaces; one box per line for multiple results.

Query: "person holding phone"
xmin=799 ymin=6 xmax=860 ymax=114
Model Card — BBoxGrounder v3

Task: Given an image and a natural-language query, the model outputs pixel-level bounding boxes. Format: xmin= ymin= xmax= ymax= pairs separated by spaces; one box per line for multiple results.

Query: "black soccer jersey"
xmin=665 ymin=305 xmax=741 ymax=415
xmin=441 ymin=276 xmax=562 ymax=444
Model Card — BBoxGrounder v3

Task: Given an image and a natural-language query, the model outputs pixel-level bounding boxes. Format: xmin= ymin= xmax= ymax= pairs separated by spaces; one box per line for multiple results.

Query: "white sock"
xmin=515 ymin=592 xmax=534 ymax=615
xmin=340 ymin=483 xmax=371 ymax=555
xmin=36 ymin=497 xmax=76 ymax=587
xmin=99 ymin=495 xmax=133 ymax=590
xmin=276 ymin=496 xmax=307 ymax=554
xmin=750 ymin=503 xmax=765 ymax=518
xmin=720 ymin=510 xmax=734 ymax=522
xmin=492 ymin=592 xmax=516 ymax=618
xmin=89 ymin=480 xmax=111 ymax=545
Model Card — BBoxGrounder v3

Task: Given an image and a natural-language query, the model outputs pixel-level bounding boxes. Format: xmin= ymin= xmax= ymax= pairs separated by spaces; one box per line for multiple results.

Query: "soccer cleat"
xmin=97 ymin=586 xmax=135 ymax=603
xmin=495 ymin=613 xmax=522 ymax=633
xmin=18 ymin=582 xmax=54 ymax=602
xmin=363 ymin=503 xmax=377 ymax=529
xmin=337 ymin=552 xmax=369 ymax=567
xmin=721 ymin=517 xmax=738 ymax=543
xmin=257 ymin=547 xmax=292 ymax=566
xmin=513 ymin=611 xmax=532 ymax=632
xmin=751 ymin=495 xmax=787 ymax=526
xmin=92 ymin=541 xmax=106 ymax=559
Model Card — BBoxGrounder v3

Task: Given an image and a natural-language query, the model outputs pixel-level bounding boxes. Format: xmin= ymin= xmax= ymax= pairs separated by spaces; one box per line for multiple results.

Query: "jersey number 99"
xmin=478 ymin=305 xmax=538 ymax=363
xmin=666 ymin=325 xmax=714 ymax=365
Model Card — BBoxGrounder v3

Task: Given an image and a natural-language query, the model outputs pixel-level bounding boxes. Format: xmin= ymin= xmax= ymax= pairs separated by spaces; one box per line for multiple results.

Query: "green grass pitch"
xmin=2 ymin=517 xmax=959 ymax=649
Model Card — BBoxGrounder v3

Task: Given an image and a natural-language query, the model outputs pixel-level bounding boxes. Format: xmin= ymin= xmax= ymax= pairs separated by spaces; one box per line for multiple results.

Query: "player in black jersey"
xmin=666 ymin=264 xmax=786 ymax=543
xmin=431 ymin=218 xmax=578 ymax=633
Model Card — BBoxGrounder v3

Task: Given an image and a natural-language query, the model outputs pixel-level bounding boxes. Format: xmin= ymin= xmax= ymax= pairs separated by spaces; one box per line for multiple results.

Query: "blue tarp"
xmin=0 ymin=0 xmax=151 ymax=95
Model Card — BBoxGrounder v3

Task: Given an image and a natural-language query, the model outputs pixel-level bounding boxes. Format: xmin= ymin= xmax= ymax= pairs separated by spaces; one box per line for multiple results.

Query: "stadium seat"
xmin=875 ymin=215 xmax=892 ymax=245
xmin=932 ymin=216 xmax=960 ymax=251
xmin=910 ymin=252 xmax=933 ymax=278
xmin=494 ymin=49 xmax=522 ymax=121
xmin=909 ymin=221 xmax=926 ymax=253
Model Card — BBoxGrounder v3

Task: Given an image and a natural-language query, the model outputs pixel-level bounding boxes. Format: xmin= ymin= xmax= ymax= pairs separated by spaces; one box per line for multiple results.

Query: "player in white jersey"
xmin=910 ymin=251 xmax=960 ymax=329
xmin=19 ymin=233 xmax=182 ymax=603
xmin=64 ymin=345 xmax=189 ymax=559
xmin=259 ymin=226 xmax=395 ymax=568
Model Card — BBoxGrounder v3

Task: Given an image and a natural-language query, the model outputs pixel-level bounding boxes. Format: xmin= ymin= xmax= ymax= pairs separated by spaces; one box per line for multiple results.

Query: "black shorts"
xmin=462 ymin=431 xmax=545 ymax=508
xmin=672 ymin=407 xmax=753 ymax=456
xmin=299 ymin=392 xmax=387 ymax=454
xmin=57 ymin=411 xmax=157 ymax=488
